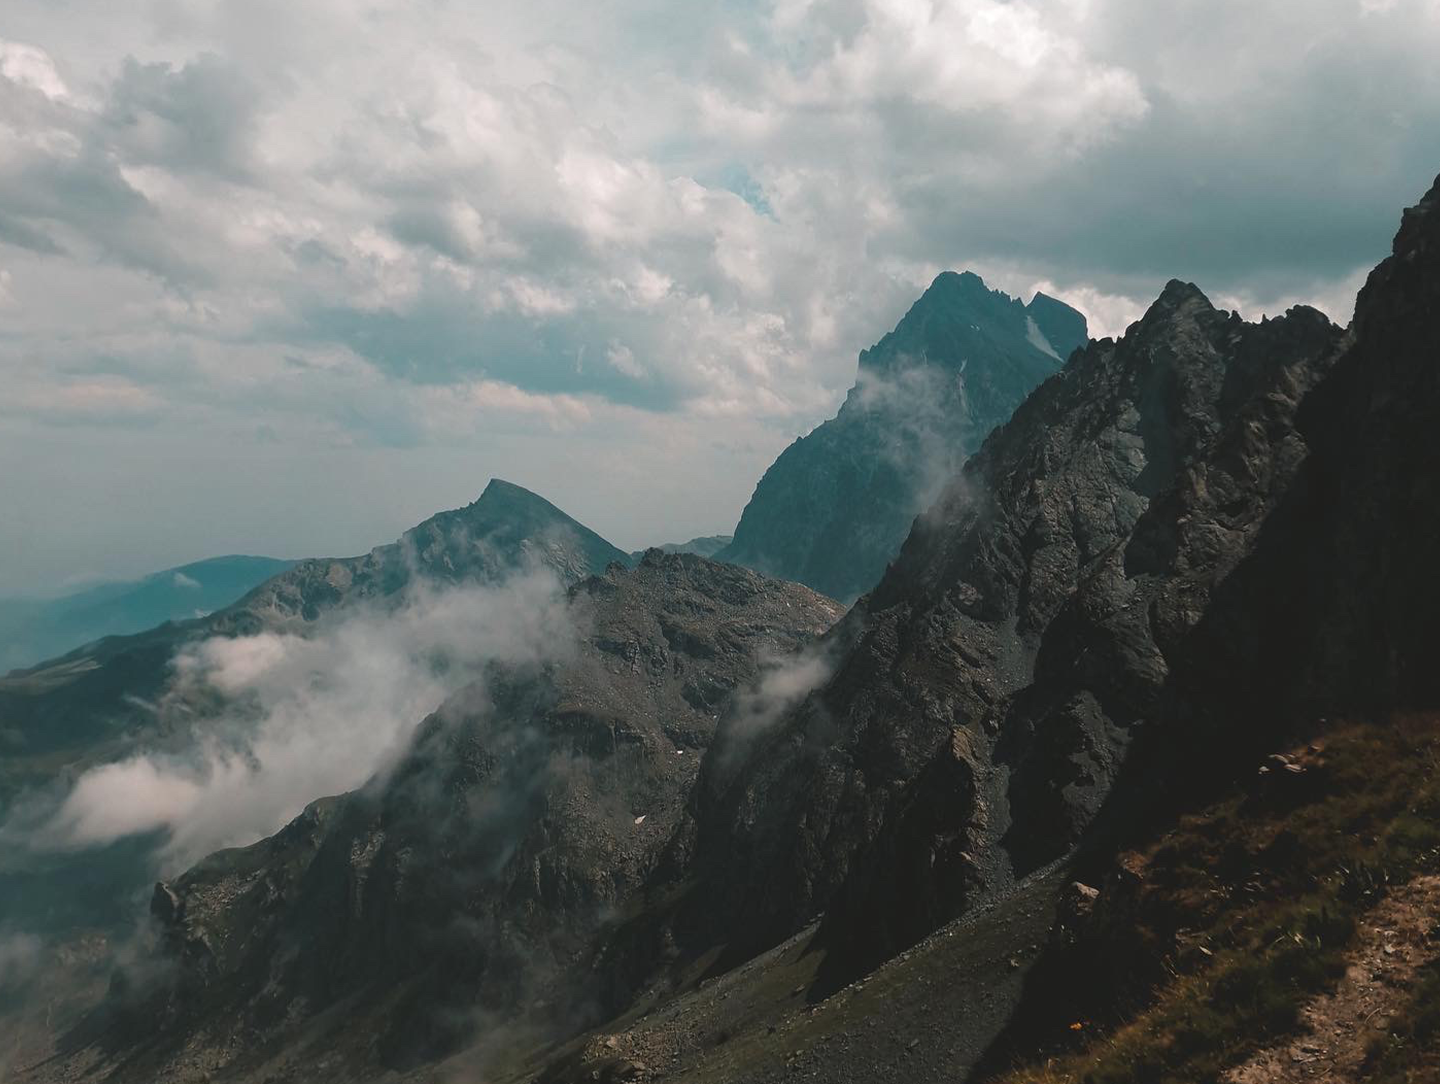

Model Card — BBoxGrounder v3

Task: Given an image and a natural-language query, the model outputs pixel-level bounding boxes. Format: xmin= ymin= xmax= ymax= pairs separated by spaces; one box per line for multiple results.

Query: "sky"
xmin=1 ymin=0 xmax=1438 ymax=596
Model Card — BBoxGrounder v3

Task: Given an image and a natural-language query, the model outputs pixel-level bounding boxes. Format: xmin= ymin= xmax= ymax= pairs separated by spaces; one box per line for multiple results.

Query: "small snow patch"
xmin=1026 ymin=316 xmax=1062 ymax=361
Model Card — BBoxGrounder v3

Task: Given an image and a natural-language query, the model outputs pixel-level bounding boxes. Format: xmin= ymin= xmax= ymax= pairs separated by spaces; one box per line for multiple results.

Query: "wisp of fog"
xmin=40 ymin=569 xmax=578 ymax=872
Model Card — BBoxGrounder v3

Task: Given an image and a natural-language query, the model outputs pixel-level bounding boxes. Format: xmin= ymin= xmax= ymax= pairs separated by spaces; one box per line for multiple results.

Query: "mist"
xmin=848 ymin=359 xmax=973 ymax=510
xmin=0 ymin=932 xmax=40 ymax=992
xmin=39 ymin=569 xmax=579 ymax=872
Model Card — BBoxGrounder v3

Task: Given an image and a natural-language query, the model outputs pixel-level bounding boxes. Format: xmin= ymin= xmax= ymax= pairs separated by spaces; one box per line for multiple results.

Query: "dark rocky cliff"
xmin=717 ymin=273 xmax=1087 ymax=602
xmin=687 ymin=278 xmax=1343 ymax=974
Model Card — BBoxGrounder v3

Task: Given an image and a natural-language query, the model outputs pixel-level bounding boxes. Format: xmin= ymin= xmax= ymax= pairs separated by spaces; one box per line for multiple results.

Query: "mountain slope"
xmin=20 ymin=175 xmax=1440 ymax=1084
xmin=0 ymin=556 xmax=296 ymax=673
xmin=716 ymin=272 xmax=1087 ymax=602
xmin=84 ymin=554 xmax=842 ymax=1082
xmin=0 ymin=481 xmax=633 ymax=941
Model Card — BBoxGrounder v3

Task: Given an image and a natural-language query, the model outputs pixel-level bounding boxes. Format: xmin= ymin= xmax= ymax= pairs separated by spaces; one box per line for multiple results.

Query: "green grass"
xmin=988 ymin=714 xmax=1440 ymax=1084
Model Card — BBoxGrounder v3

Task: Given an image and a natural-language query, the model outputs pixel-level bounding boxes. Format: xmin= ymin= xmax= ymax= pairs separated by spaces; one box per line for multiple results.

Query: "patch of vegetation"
xmin=1361 ymin=954 xmax=1440 ymax=1083
xmin=984 ymin=714 xmax=1440 ymax=1084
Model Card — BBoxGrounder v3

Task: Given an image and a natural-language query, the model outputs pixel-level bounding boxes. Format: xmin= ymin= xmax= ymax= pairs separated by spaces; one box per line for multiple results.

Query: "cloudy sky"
xmin=2 ymin=0 xmax=1437 ymax=595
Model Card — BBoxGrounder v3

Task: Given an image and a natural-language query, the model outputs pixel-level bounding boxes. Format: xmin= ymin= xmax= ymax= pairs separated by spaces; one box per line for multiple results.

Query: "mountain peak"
xmin=473 ymin=476 xmax=553 ymax=508
xmin=207 ymin=480 xmax=631 ymax=632
xmin=925 ymin=268 xmax=990 ymax=297
xmin=908 ymin=268 xmax=1012 ymax=321
xmin=1157 ymin=278 xmax=1212 ymax=307
xmin=1025 ymin=290 xmax=1089 ymax=361
xmin=1131 ymin=279 xmax=1215 ymax=334
xmin=409 ymin=478 xmax=631 ymax=577
xmin=720 ymin=273 xmax=1087 ymax=601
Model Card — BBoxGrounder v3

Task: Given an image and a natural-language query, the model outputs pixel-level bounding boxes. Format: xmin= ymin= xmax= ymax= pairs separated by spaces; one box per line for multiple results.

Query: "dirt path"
xmin=1226 ymin=874 xmax=1440 ymax=1083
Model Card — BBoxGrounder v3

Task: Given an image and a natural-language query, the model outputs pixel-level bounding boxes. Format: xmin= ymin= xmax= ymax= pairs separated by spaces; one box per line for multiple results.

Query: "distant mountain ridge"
xmin=716 ymin=271 xmax=1087 ymax=602
xmin=0 ymin=555 xmax=295 ymax=672
xmin=1 ymin=479 xmax=632 ymax=766
xmin=214 ymin=478 xmax=633 ymax=633
xmin=629 ymin=534 xmax=732 ymax=562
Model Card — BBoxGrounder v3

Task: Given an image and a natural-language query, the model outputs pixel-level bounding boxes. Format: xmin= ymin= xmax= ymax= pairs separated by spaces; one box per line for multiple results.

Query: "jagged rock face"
xmin=689 ymin=278 xmax=1345 ymax=973
xmin=716 ymin=272 xmax=1086 ymax=603
xmin=140 ymin=554 xmax=841 ymax=1075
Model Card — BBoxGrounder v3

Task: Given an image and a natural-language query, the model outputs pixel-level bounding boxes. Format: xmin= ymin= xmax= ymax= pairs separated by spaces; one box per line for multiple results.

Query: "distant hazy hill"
xmin=629 ymin=534 xmax=732 ymax=563
xmin=0 ymin=555 xmax=295 ymax=672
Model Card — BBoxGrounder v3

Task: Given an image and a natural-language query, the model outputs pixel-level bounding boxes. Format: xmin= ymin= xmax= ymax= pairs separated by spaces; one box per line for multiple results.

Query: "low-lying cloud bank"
xmin=42 ymin=570 xmax=578 ymax=871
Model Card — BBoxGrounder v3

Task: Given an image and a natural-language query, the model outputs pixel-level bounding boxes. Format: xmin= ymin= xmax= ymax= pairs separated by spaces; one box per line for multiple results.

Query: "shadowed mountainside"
xmin=717 ymin=272 xmax=1087 ymax=602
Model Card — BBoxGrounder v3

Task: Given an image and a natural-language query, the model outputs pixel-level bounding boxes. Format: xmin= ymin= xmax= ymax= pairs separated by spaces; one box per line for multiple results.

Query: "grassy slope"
xmin=979 ymin=715 xmax=1440 ymax=1084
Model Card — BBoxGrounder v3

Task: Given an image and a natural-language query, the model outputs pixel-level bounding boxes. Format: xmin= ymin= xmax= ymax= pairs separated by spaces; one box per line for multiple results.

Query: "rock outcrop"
xmin=717 ymin=272 xmax=1087 ymax=602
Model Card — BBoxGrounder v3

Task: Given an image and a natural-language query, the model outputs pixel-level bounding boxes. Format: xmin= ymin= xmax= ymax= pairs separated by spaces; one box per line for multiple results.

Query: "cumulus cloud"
xmin=0 ymin=40 xmax=69 ymax=101
xmin=0 ymin=1 xmax=1438 ymax=591
xmin=41 ymin=570 xmax=578 ymax=869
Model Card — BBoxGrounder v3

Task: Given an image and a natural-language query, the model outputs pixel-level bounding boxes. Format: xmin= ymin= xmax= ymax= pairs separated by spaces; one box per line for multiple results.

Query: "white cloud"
xmin=41 ymin=570 xmax=577 ymax=869
xmin=0 ymin=0 xmax=1436 ymax=591
xmin=724 ymin=645 xmax=835 ymax=744
xmin=0 ymin=39 xmax=69 ymax=101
